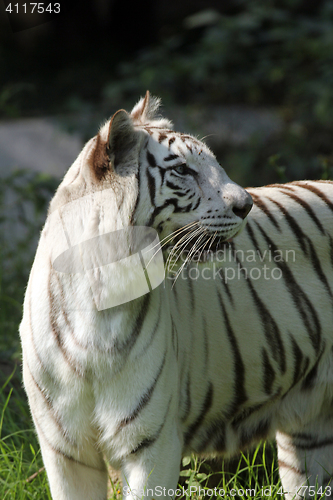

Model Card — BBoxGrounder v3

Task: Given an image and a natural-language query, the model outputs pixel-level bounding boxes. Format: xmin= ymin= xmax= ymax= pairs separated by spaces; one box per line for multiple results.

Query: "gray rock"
xmin=0 ymin=117 xmax=83 ymax=178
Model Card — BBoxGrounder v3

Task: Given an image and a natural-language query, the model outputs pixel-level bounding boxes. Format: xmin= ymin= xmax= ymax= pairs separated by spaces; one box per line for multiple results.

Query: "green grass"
xmin=0 ymin=370 xmax=283 ymax=500
xmin=0 ymin=371 xmax=51 ymax=499
xmin=178 ymin=446 xmax=281 ymax=500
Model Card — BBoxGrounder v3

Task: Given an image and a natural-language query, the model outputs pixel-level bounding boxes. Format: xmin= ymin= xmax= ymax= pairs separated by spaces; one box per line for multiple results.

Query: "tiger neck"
xmin=83 ymin=286 xmax=172 ymax=356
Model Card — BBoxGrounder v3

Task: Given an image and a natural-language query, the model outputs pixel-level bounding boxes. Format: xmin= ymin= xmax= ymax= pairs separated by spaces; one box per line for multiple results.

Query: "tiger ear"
xmin=92 ymin=109 xmax=139 ymax=179
xmin=131 ymin=90 xmax=161 ymax=124
xmin=108 ymin=109 xmax=140 ymax=171
xmin=108 ymin=109 xmax=138 ymax=159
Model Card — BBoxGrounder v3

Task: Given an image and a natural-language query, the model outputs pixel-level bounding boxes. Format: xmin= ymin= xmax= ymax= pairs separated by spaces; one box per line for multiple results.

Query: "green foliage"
xmin=0 ymin=372 xmax=51 ymax=499
xmin=178 ymin=443 xmax=281 ymax=499
xmin=0 ymin=170 xmax=57 ymax=361
xmin=101 ymin=0 xmax=333 ymax=186
xmin=104 ymin=1 xmax=333 ymax=123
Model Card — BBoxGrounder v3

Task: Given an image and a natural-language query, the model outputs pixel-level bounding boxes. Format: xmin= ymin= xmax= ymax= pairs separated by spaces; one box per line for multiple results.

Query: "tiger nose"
xmin=232 ymin=194 xmax=253 ymax=220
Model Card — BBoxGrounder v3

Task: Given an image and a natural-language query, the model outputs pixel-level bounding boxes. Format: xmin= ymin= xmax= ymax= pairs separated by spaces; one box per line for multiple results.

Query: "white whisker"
xmin=145 ymin=221 xmax=200 ymax=269
xmin=171 ymin=231 xmax=207 ymax=287
xmin=167 ymin=227 xmax=204 ymax=273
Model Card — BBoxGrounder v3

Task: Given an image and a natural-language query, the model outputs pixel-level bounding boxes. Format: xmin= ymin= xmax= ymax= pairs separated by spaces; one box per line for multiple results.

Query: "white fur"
xmin=20 ymin=93 xmax=333 ymax=500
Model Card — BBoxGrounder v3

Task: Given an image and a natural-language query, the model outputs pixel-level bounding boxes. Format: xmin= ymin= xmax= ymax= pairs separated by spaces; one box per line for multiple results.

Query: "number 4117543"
xmin=5 ymin=3 xmax=60 ymax=14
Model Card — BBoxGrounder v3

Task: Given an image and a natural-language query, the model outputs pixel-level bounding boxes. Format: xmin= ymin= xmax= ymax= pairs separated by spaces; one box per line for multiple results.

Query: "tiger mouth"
xmin=164 ymin=217 xmax=248 ymax=266
xmin=166 ymin=227 xmax=236 ymax=264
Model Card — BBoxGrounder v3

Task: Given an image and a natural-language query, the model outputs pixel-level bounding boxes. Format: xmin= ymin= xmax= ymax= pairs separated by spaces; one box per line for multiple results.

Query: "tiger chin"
xmin=20 ymin=91 xmax=333 ymax=500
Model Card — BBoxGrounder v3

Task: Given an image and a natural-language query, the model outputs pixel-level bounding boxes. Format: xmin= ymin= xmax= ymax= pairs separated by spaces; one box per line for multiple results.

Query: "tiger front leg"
xmin=22 ymin=361 xmax=108 ymax=500
xmin=121 ymin=423 xmax=182 ymax=500
xmin=38 ymin=433 xmax=108 ymax=500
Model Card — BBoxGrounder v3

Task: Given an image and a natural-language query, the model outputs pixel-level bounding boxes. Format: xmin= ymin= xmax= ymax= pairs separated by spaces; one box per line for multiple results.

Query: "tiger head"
xmin=56 ymin=92 xmax=252 ymax=260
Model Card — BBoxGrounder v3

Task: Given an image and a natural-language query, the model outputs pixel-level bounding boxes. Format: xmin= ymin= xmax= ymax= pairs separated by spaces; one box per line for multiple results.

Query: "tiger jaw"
xmin=165 ymin=216 xmax=248 ymax=264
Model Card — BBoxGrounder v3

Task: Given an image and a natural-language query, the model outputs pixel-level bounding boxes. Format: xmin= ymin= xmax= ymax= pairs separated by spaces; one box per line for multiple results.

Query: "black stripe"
xmin=245 ymin=221 xmax=264 ymax=259
xmin=212 ymin=424 xmax=226 ymax=453
xmin=254 ymin=221 xmax=322 ymax=353
xmin=130 ymin=397 xmax=171 ymax=455
xmin=157 ymin=165 xmax=166 ymax=184
xmin=262 ymin=348 xmax=275 ymax=395
xmin=290 ymin=336 xmax=305 ymax=388
xmin=291 ymin=435 xmax=333 ymax=450
xmin=147 ymin=200 xmax=176 ymax=226
xmin=130 ymin=436 xmax=156 ymax=455
xmin=280 ymin=190 xmax=326 ymax=235
xmin=232 ymin=262 xmax=286 ymax=374
xmin=329 ymin=235 xmax=333 ymax=269
xmin=265 ymin=183 xmax=295 ymax=191
xmin=26 ymin=362 xmax=76 ymax=446
xmin=149 ymin=196 xmax=195 ymax=226
xmin=146 ymin=150 xmax=156 ymax=167
xmin=139 ymin=253 xmax=152 ymax=292
xmin=171 ymin=191 xmax=188 ymax=197
xmin=180 ymin=134 xmax=201 ymax=145
xmin=30 ymin=407 xmax=97 ymax=469
xmin=168 ymin=137 xmax=175 ymax=147
xmin=217 ymin=292 xmax=248 ymax=415
xmin=197 ymin=419 xmax=226 ymax=453
xmin=172 ymin=279 xmax=179 ymax=303
xmin=184 ymin=382 xmax=213 ymax=445
xmin=181 ymin=373 xmax=192 ymax=423
xmin=53 ymin=271 xmax=88 ymax=351
xmin=292 ymin=182 xmax=333 ymax=213
xmin=267 ymin=197 xmax=307 ymax=253
xmin=48 ymin=276 xmax=84 ymax=376
xmin=202 ymin=318 xmax=209 ymax=372
xmin=232 ymin=401 xmax=266 ymax=430
xmin=48 ymin=286 xmax=62 ymax=352
xmin=248 ymin=192 xmax=280 ymax=230
xmin=146 ymin=168 xmax=156 ymax=205
xmin=267 ymin=197 xmax=333 ymax=297
xmin=116 ymin=352 xmax=166 ymax=431
xmin=158 ymin=133 xmax=167 ymax=143
xmin=130 ymin=166 xmax=141 ymax=225
xmin=218 ymin=268 xmax=234 ymax=306
xmin=301 ymin=348 xmax=325 ymax=390
xmin=166 ymin=180 xmax=182 ymax=191
xmin=249 ymin=280 xmax=286 ymax=374
xmin=115 ymin=294 xmax=150 ymax=352
xmin=140 ymin=297 xmax=162 ymax=354
xmin=183 ymin=202 xmax=194 ymax=212
xmin=187 ymin=273 xmax=195 ymax=310
xmin=192 ymin=197 xmax=201 ymax=211
xmin=290 ymin=431 xmax=314 ymax=440
xmin=171 ymin=318 xmax=179 ymax=359
xmin=164 ymin=154 xmax=179 ymax=162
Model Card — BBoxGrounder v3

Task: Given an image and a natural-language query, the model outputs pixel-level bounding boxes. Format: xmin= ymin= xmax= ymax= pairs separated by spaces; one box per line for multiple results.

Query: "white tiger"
xmin=20 ymin=92 xmax=333 ymax=500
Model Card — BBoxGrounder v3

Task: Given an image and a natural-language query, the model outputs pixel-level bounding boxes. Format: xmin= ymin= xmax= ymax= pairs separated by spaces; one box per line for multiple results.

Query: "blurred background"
xmin=1 ymin=0 xmax=333 ymax=495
